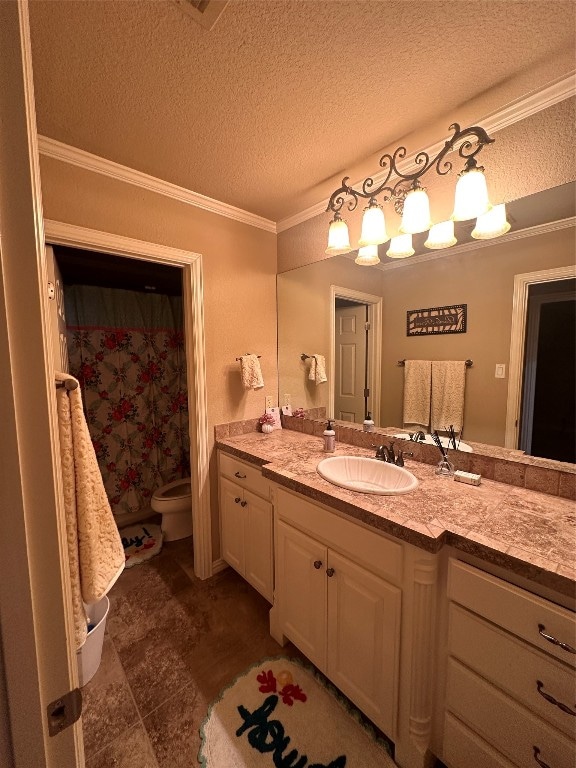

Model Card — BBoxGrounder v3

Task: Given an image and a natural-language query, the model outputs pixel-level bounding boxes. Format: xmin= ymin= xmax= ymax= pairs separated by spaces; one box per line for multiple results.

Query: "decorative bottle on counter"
xmin=323 ymin=420 xmax=336 ymax=453
xmin=363 ymin=412 xmax=374 ymax=432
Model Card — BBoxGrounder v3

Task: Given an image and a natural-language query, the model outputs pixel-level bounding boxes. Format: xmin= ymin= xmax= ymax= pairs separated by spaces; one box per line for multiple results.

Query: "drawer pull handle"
xmin=326 ymin=568 xmax=335 ymax=577
xmin=532 ymin=746 xmax=552 ymax=768
xmin=313 ymin=560 xmax=323 ymax=569
xmin=234 ymin=472 xmax=247 ymax=479
xmin=234 ymin=497 xmax=241 ymax=504
xmin=538 ymin=624 xmax=576 ymax=655
xmin=536 ymin=680 xmax=576 ymax=716
xmin=240 ymin=500 xmax=247 ymax=507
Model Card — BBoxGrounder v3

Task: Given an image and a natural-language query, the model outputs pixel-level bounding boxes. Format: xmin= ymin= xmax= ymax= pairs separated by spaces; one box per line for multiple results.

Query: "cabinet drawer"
xmin=275 ymin=487 xmax=402 ymax=584
xmin=443 ymin=713 xmax=517 ymax=768
xmin=446 ymin=658 xmax=576 ymax=768
xmin=449 ymin=603 xmax=575 ymax=737
xmin=448 ymin=559 xmax=576 ymax=668
xmin=219 ymin=451 xmax=270 ymax=499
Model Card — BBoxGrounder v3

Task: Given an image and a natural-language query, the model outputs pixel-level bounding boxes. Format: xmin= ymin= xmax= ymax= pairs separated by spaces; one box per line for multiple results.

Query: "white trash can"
xmin=76 ymin=595 xmax=110 ymax=687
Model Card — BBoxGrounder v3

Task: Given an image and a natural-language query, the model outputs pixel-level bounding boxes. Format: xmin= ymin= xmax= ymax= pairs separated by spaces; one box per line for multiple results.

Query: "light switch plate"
xmin=495 ymin=364 xmax=506 ymax=379
xmin=283 ymin=393 xmax=291 ymax=407
xmin=265 ymin=395 xmax=274 ymax=410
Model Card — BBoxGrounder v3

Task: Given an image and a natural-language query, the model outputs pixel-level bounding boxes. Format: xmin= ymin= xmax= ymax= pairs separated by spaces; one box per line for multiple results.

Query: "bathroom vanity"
xmin=216 ymin=428 xmax=575 ymax=768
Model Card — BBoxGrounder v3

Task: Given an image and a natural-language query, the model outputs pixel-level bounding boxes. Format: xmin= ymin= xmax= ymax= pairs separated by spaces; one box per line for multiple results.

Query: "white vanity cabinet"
xmin=218 ymin=451 xmax=273 ymax=602
xmin=441 ymin=559 xmax=576 ymax=768
xmin=273 ymin=485 xmax=403 ymax=738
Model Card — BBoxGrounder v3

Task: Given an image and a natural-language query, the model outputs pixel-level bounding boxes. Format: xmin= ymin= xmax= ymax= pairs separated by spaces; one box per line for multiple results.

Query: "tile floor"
xmin=81 ymin=537 xmax=302 ymax=767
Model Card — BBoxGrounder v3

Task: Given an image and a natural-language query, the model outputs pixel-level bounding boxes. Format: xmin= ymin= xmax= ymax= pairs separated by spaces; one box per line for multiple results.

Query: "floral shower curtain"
xmin=66 ymin=285 xmax=190 ymax=518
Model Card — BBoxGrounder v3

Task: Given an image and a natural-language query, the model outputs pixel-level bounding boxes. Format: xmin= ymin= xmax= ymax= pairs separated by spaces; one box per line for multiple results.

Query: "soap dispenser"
xmin=363 ymin=412 xmax=374 ymax=432
xmin=323 ymin=420 xmax=336 ymax=453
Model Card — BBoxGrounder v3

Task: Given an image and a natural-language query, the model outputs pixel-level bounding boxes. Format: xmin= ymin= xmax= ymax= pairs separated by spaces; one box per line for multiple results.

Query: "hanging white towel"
xmin=240 ymin=354 xmax=264 ymax=389
xmin=56 ymin=373 xmax=125 ymax=649
xmin=308 ymin=354 xmax=328 ymax=385
xmin=431 ymin=360 xmax=467 ymax=433
xmin=402 ymin=360 xmax=432 ymax=430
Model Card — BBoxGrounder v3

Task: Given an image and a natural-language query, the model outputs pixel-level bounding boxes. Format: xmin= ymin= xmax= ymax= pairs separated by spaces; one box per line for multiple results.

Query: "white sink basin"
xmin=392 ymin=433 xmax=473 ymax=453
xmin=317 ymin=456 xmax=419 ymax=495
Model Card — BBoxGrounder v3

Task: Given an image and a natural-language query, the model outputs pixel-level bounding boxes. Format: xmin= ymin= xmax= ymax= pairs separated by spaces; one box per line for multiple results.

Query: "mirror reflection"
xmin=277 ymin=184 xmax=575 ymax=463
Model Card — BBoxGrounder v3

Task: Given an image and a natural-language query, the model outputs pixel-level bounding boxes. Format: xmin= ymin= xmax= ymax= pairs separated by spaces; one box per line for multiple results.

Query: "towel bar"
xmin=398 ymin=358 xmax=473 ymax=367
xmin=235 ymin=353 xmax=261 ymax=361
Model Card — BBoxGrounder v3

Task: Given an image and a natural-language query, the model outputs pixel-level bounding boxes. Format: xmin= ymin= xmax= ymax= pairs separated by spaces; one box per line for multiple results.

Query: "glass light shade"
xmin=355 ymin=244 xmax=380 ymax=266
xmin=325 ymin=216 xmax=351 ymax=255
xmin=386 ymin=234 xmax=414 ymax=259
xmin=424 ymin=220 xmax=457 ymax=250
xmin=471 ymin=203 xmax=511 ymax=240
xmin=400 ymin=188 xmax=432 ymax=234
xmin=358 ymin=204 xmax=389 ymax=246
xmin=452 ymin=167 xmax=491 ymax=221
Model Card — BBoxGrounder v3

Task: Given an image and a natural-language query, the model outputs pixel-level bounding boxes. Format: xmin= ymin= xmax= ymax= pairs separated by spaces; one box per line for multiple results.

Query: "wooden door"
xmin=0 ymin=2 xmax=82 ymax=765
xmin=327 ymin=550 xmax=401 ymax=735
xmin=243 ymin=489 xmax=273 ymax=602
xmin=276 ymin=521 xmax=327 ymax=670
xmin=334 ymin=303 xmax=367 ymax=423
xmin=219 ymin=477 xmax=245 ymax=576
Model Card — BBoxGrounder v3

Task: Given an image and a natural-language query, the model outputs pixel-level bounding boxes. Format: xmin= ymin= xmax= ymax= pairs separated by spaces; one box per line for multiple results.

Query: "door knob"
xmin=235 ymin=497 xmax=241 ymax=503
xmin=240 ymin=500 xmax=247 ymax=507
xmin=326 ymin=568 xmax=335 ymax=577
xmin=313 ymin=560 xmax=323 ymax=569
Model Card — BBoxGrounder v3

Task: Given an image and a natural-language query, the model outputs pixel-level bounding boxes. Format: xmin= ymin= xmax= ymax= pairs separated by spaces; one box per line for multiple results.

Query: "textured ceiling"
xmin=28 ymin=0 xmax=576 ymax=223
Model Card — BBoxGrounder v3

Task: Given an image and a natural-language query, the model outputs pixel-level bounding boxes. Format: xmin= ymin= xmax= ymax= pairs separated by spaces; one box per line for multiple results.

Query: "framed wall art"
xmin=407 ymin=304 xmax=467 ymax=336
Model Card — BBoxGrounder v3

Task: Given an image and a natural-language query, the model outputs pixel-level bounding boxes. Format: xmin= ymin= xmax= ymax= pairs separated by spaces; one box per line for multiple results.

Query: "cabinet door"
xmin=327 ymin=549 xmax=401 ymax=736
xmin=243 ymin=488 xmax=273 ymax=602
xmin=276 ymin=521 xmax=327 ymax=670
xmin=220 ymin=477 xmax=245 ymax=575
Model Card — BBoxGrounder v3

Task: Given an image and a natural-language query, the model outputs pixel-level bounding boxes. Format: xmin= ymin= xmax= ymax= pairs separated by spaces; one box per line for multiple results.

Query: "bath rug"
xmin=198 ymin=656 xmax=396 ymax=767
xmin=119 ymin=523 xmax=163 ymax=568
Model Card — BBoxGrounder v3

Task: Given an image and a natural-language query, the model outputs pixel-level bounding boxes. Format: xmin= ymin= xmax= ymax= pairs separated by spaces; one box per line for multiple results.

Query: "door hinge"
xmin=47 ymin=688 xmax=82 ymax=737
xmin=47 ymin=281 xmax=55 ymax=300
xmin=363 ymin=388 xmax=370 ymax=398
xmin=364 ymin=322 xmax=371 ymax=331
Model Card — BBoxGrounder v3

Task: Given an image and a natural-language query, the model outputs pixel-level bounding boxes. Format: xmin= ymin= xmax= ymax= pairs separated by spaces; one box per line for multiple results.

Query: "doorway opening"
xmin=519 ymin=278 xmax=575 ymax=462
xmin=329 ymin=286 xmax=382 ymax=425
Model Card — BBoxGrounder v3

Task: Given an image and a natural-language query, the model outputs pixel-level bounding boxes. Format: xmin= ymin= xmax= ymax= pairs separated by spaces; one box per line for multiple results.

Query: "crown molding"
xmin=38 ymin=136 xmax=277 ymax=234
xmin=277 ymin=71 xmax=576 ymax=233
xmin=378 ymin=216 xmax=576 ymax=272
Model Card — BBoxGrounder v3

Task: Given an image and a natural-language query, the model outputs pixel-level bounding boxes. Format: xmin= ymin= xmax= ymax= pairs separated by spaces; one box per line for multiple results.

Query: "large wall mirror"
xmin=277 ymin=182 xmax=575 ymax=464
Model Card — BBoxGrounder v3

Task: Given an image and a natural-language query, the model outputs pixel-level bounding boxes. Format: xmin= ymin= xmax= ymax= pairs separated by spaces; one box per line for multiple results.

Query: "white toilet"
xmin=151 ymin=478 xmax=193 ymax=541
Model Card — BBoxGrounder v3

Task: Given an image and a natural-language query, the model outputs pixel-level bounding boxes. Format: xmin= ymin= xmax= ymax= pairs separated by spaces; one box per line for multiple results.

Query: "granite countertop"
xmin=216 ymin=429 xmax=576 ymax=600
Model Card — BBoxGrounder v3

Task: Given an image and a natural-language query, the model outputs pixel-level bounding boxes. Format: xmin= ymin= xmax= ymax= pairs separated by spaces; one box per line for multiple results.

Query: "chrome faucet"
xmin=375 ymin=443 xmax=413 ymax=467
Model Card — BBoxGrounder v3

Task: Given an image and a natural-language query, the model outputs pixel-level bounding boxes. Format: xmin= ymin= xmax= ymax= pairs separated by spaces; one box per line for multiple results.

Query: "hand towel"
xmin=308 ymin=354 xmax=328 ymax=385
xmin=240 ymin=354 xmax=264 ymax=389
xmin=56 ymin=373 xmax=125 ymax=648
xmin=403 ymin=360 xmax=432 ymax=430
xmin=431 ymin=360 xmax=467 ymax=433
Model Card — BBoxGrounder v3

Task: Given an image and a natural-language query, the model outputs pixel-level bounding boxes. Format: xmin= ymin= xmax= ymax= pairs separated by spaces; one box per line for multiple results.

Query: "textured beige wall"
xmin=278 ymin=256 xmax=378 ymax=412
xmin=40 ymin=156 xmax=278 ymax=560
xmin=278 ymin=98 xmax=576 ymax=272
xmin=380 ymin=226 xmax=575 ymax=445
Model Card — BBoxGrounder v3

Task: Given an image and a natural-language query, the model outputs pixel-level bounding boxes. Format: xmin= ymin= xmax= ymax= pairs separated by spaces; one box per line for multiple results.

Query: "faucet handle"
xmin=395 ymin=449 xmax=412 ymax=467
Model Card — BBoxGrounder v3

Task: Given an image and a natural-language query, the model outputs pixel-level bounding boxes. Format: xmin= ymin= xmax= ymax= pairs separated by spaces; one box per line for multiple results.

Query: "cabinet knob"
xmin=240 ymin=500 xmax=247 ymax=507
xmin=235 ymin=471 xmax=247 ymax=479
xmin=326 ymin=567 xmax=335 ymax=577
xmin=313 ymin=560 xmax=323 ymax=569
xmin=234 ymin=497 xmax=241 ymax=504
xmin=532 ymin=746 xmax=552 ymax=768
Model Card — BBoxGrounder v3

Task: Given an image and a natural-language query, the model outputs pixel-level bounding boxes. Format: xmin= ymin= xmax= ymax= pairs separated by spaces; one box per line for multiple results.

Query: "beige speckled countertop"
xmin=217 ymin=429 xmax=576 ymax=600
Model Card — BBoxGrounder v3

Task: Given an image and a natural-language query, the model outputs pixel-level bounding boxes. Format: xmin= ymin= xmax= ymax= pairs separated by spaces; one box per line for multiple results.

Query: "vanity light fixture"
xmin=471 ymin=203 xmax=511 ymax=239
xmin=355 ymin=244 xmax=381 ymax=266
xmin=386 ymin=234 xmax=415 ymax=259
xmin=326 ymin=123 xmax=509 ymax=261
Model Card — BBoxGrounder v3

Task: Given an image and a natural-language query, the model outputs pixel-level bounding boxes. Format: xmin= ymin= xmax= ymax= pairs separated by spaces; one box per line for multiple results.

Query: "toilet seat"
xmin=152 ymin=478 xmax=191 ymax=502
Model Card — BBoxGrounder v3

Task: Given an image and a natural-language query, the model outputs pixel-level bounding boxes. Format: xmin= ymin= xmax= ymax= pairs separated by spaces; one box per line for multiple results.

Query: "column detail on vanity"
xmin=409 ymin=561 xmax=438 ymax=748
xmin=441 ymin=559 xmax=576 ymax=768
xmin=218 ymin=451 xmax=273 ymax=602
